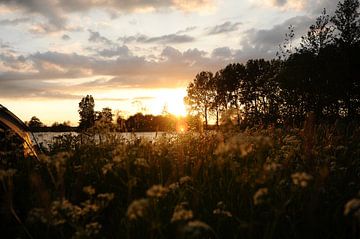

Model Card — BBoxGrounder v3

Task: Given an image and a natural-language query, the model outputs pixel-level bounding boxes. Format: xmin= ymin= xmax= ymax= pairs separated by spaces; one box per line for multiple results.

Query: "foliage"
xmin=1 ymin=120 xmax=360 ymax=238
xmin=78 ymin=95 xmax=95 ymax=131
xmin=185 ymin=0 xmax=360 ymax=126
xmin=28 ymin=116 xmax=44 ymax=129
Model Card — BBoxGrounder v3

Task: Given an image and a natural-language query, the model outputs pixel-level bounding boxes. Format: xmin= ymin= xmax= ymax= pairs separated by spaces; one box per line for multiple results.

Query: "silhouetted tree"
xmin=215 ymin=63 xmax=246 ymax=125
xmin=96 ymin=107 xmax=113 ymax=124
xmin=78 ymin=95 xmax=95 ymax=130
xmin=185 ymin=71 xmax=214 ymax=127
xmin=28 ymin=116 xmax=44 ymax=128
xmin=332 ymin=0 xmax=360 ymax=118
xmin=300 ymin=8 xmax=334 ymax=54
xmin=332 ymin=0 xmax=360 ymax=46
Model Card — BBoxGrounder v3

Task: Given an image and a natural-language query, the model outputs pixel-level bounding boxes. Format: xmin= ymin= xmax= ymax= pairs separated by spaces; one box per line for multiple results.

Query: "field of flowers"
xmin=1 ymin=120 xmax=360 ymax=239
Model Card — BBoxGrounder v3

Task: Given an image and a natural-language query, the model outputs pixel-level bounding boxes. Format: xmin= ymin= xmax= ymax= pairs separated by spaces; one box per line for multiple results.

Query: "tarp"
xmin=0 ymin=104 xmax=37 ymax=157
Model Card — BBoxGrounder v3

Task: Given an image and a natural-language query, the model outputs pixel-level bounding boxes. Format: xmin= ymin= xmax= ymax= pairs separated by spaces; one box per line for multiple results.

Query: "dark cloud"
xmin=97 ymin=46 xmax=131 ymax=58
xmin=237 ymin=15 xmax=313 ymax=60
xmin=119 ymin=33 xmax=195 ymax=44
xmin=62 ymin=34 xmax=71 ymax=40
xmin=0 ymin=0 xmax=214 ymax=31
xmin=207 ymin=21 xmax=242 ymax=35
xmin=0 ymin=53 xmax=28 ymax=70
xmin=88 ymin=30 xmax=113 ymax=45
xmin=211 ymin=47 xmax=233 ymax=59
xmin=0 ymin=0 xmax=67 ymax=30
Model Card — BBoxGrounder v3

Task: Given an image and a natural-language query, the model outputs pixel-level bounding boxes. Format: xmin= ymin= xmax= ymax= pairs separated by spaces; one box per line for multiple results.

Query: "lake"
xmin=31 ymin=132 xmax=172 ymax=148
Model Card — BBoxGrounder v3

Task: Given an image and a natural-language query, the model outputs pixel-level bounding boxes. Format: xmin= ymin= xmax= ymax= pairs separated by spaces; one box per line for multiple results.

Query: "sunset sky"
xmin=0 ymin=0 xmax=338 ymax=125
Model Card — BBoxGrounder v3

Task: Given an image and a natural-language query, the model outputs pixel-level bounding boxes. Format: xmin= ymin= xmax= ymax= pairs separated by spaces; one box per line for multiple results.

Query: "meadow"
xmin=1 ymin=119 xmax=360 ymax=239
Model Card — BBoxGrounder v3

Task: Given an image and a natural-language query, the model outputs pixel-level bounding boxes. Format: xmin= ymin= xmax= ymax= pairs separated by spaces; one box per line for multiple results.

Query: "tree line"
xmin=185 ymin=0 xmax=360 ymax=127
xmin=77 ymin=95 xmax=190 ymax=132
xmin=28 ymin=95 xmax=188 ymax=132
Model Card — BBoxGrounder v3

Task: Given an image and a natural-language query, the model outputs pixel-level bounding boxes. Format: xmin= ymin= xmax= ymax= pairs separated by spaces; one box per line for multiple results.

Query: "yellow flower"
xmin=146 ymin=185 xmax=168 ymax=198
xmin=291 ymin=172 xmax=313 ymax=188
xmin=83 ymin=185 xmax=96 ymax=196
xmin=171 ymin=202 xmax=194 ymax=222
xmin=127 ymin=199 xmax=149 ymax=221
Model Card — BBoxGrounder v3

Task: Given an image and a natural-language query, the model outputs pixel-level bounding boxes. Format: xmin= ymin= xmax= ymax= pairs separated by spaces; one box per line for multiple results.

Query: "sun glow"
xmin=152 ymin=88 xmax=187 ymax=116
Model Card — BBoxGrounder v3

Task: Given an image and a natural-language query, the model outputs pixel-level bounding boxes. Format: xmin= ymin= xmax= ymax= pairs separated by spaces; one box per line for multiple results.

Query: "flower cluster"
xmin=291 ymin=172 xmax=313 ymax=188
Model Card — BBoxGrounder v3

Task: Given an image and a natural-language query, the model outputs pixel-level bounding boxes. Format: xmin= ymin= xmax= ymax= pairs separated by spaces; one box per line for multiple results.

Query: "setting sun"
xmin=152 ymin=88 xmax=187 ymax=116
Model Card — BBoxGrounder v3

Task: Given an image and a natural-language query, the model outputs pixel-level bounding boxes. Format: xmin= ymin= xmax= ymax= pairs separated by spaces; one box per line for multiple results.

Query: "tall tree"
xmin=300 ymin=8 xmax=334 ymax=54
xmin=332 ymin=0 xmax=360 ymax=117
xmin=216 ymin=63 xmax=247 ymax=125
xmin=78 ymin=95 xmax=95 ymax=130
xmin=332 ymin=0 xmax=360 ymax=46
xmin=184 ymin=71 xmax=214 ymax=127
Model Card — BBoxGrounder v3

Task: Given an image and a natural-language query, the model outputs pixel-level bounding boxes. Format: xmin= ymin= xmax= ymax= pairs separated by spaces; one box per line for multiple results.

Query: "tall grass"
xmin=1 ymin=121 xmax=360 ymax=239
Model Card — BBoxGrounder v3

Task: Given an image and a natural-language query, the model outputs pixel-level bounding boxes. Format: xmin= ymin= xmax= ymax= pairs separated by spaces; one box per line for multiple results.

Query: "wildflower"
xmin=102 ymin=163 xmax=113 ymax=175
xmin=85 ymin=222 xmax=102 ymax=236
xmin=253 ymin=188 xmax=268 ymax=206
xmin=291 ymin=172 xmax=313 ymax=188
xmin=83 ymin=186 xmax=96 ymax=196
xmin=126 ymin=199 xmax=149 ymax=221
xmin=146 ymin=185 xmax=168 ymax=198
xmin=168 ymin=182 xmax=179 ymax=191
xmin=239 ymin=143 xmax=254 ymax=157
xmin=263 ymin=161 xmax=282 ymax=172
xmin=213 ymin=201 xmax=232 ymax=217
xmin=171 ymin=202 xmax=194 ymax=223
xmin=97 ymin=193 xmax=115 ymax=202
xmin=81 ymin=200 xmax=100 ymax=214
xmin=134 ymin=158 xmax=149 ymax=168
xmin=344 ymin=198 xmax=360 ymax=216
xmin=179 ymin=176 xmax=192 ymax=186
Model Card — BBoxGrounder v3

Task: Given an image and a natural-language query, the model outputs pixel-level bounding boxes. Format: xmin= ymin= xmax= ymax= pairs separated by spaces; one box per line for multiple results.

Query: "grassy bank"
xmin=1 ymin=122 xmax=360 ymax=239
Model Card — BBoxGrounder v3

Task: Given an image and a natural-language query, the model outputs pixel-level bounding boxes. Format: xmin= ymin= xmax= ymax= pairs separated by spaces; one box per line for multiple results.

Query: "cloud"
xmin=119 ymin=33 xmax=195 ymax=44
xmin=211 ymin=47 xmax=233 ymax=59
xmin=88 ymin=30 xmax=113 ymax=45
xmin=0 ymin=0 xmax=215 ymax=31
xmin=1 ymin=0 xmax=67 ymax=30
xmin=97 ymin=46 xmax=131 ymax=58
xmin=237 ymin=15 xmax=313 ymax=60
xmin=0 ymin=44 xmax=232 ymax=98
xmin=207 ymin=21 xmax=242 ymax=35
xmin=260 ymin=0 xmax=339 ymax=14
xmin=58 ymin=0 xmax=215 ymax=12
xmin=62 ymin=34 xmax=71 ymax=40
xmin=0 ymin=17 xmax=30 ymax=26
xmin=176 ymin=26 xmax=197 ymax=34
